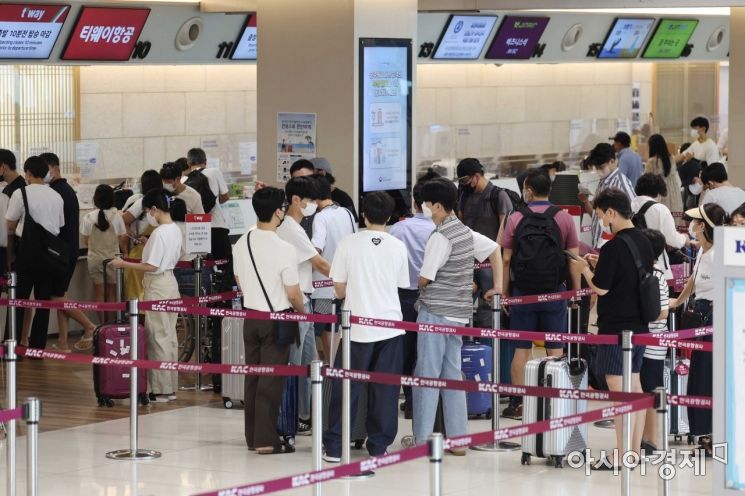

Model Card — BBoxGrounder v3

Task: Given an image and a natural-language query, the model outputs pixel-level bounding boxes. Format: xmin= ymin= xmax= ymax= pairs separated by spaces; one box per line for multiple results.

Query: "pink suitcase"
xmin=92 ymin=323 xmax=149 ymax=407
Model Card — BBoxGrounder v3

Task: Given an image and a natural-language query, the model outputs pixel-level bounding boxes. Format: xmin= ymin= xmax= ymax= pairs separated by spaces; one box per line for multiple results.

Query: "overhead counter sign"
xmin=433 ymin=15 xmax=498 ymax=60
xmin=62 ymin=6 xmax=150 ymax=61
xmin=0 ymin=3 xmax=69 ymax=60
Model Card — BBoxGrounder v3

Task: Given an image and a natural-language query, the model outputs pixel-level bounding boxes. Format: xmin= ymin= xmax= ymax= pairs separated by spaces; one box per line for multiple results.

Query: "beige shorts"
xmin=88 ymin=259 xmax=117 ymax=286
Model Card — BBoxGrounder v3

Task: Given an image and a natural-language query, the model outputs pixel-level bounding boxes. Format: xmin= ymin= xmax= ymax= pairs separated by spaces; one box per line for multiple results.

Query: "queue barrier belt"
xmin=0 ymin=406 xmax=23 ymax=423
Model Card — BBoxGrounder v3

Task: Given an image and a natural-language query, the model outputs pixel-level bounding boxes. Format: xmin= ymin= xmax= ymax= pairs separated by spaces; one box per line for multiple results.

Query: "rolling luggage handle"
xmin=655 ymin=387 xmax=670 ymax=496
xmin=472 ymin=294 xmax=520 ymax=452
xmin=102 ymin=258 xmax=125 ymax=322
xmin=180 ymin=255 xmax=212 ymax=392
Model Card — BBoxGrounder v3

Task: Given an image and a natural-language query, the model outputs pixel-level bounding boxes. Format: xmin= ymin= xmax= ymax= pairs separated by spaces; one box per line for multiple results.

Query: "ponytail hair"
xmin=142 ymin=188 xmax=173 ymax=213
xmin=93 ymin=184 xmax=114 ymax=231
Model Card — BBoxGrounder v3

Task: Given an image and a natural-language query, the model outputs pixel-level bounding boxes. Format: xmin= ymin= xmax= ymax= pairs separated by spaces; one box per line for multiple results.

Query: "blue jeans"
xmin=289 ymin=300 xmax=315 ymax=420
xmin=413 ymin=306 xmax=468 ymax=444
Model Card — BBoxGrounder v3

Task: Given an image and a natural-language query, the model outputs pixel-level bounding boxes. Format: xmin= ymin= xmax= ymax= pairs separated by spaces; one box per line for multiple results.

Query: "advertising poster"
xmin=276 ymin=112 xmax=316 ymax=182
xmin=360 ymin=40 xmax=411 ymax=193
xmin=0 ymin=4 xmax=70 ymax=59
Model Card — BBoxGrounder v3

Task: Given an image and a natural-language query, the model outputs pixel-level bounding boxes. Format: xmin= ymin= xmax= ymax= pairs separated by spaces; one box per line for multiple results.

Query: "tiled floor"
xmin=0 ymin=402 xmax=713 ymax=495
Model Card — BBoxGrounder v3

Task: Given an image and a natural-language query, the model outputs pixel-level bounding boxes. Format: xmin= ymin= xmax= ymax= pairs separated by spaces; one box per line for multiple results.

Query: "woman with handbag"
xmin=111 ymin=189 xmax=182 ymax=403
xmin=670 ymin=202 xmax=728 ymax=456
xmin=232 ymin=186 xmax=305 ymax=455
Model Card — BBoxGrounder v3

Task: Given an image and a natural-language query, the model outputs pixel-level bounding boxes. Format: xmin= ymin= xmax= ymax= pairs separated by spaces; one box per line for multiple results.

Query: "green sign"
xmin=643 ymin=19 xmax=699 ymax=59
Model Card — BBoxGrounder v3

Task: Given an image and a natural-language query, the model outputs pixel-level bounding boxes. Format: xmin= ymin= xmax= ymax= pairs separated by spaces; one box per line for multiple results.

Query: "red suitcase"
xmin=93 ymin=259 xmax=149 ymax=407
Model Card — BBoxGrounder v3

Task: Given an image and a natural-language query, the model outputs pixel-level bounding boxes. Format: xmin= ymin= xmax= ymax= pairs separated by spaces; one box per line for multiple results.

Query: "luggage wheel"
xmin=223 ymin=398 xmax=234 ymax=409
xmin=485 ymin=409 xmax=493 ymax=420
xmin=353 ymin=440 xmax=365 ymax=450
xmin=138 ymin=393 xmax=150 ymax=406
xmin=687 ymin=435 xmax=696 ymax=445
xmin=104 ymin=398 xmax=114 ymax=408
xmin=674 ymin=435 xmax=683 ymax=444
xmin=552 ymin=456 xmax=564 ymax=469
xmin=521 ymin=453 xmax=531 ymax=466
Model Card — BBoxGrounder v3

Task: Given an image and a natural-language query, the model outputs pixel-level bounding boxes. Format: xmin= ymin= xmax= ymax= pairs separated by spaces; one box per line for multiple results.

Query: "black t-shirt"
xmin=593 ymin=228 xmax=655 ymax=335
xmin=2 ymin=175 xmax=26 ymax=199
xmin=331 ymin=188 xmax=358 ymax=222
xmin=50 ymin=178 xmax=80 ymax=262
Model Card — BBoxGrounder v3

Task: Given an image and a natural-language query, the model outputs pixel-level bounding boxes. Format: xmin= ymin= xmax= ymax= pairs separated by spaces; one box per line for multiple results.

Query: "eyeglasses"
xmin=458 ymin=175 xmax=473 ymax=185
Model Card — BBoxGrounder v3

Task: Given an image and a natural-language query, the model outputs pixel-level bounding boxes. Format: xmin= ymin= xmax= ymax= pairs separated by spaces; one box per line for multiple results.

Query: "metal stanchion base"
xmin=106 ymin=449 xmax=162 ymax=460
xmin=342 ymin=471 xmax=375 ymax=480
xmin=594 ymin=420 xmax=615 ymax=429
xmin=178 ymin=383 xmax=214 ymax=392
xmin=471 ymin=441 xmax=521 ymax=452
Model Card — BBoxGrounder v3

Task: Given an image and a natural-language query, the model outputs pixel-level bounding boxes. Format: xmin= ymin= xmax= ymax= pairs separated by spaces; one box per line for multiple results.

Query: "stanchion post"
xmin=23 ymin=397 xmax=40 ymax=496
xmin=472 ymin=294 xmax=519 ymax=452
xmin=655 ymin=387 xmax=669 ymax=496
xmin=311 ymin=360 xmax=323 ymax=496
xmin=115 ymin=264 xmax=124 ymax=322
xmin=6 ymin=340 xmax=17 ymax=496
xmin=8 ymin=271 xmax=17 ymax=341
xmin=328 ymin=301 xmax=337 ymax=366
xmin=428 ymin=433 xmax=443 ymax=496
xmin=106 ymin=300 xmax=161 ymax=461
xmin=621 ymin=330 xmax=634 ymax=496
xmin=340 ymin=310 xmax=373 ymax=479
xmin=194 ymin=255 xmax=210 ymax=391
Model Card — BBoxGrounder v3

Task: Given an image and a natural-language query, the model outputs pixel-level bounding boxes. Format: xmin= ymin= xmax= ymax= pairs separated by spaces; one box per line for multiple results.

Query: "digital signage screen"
xmin=598 ymin=18 xmax=655 ymax=59
xmin=62 ymin=6 xmax=150 ymax=61
xmin=0 ymin=4 xmax=69 ymax=60
xmin=432 ymin=15 xmax=498 ymax=60
xmin=231 ymin=13 xmax=256 ymax=60
xmin=642 ymin=19 xmax=698 ymax=59
xmin=359 ymin=38 xmax=412 ymax=195
xmin=485 ymin=15 xmax=549 ymax=60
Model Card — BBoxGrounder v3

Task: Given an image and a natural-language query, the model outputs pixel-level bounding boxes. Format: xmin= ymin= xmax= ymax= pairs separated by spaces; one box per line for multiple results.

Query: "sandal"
xmin=697 ymin=436 xmax=713 ymax=458
xmin=256 ymin=443 xmax=295 ymax=455
xmin=51 ymin=344 xmax=72 ymax=353
xmin=74 ymin=337 xmax=93 ymax=351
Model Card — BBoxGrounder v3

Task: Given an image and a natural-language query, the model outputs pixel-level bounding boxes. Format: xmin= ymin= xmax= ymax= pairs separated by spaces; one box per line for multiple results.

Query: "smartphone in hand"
xmin=564 ymin=250 xmax=582 ymax=262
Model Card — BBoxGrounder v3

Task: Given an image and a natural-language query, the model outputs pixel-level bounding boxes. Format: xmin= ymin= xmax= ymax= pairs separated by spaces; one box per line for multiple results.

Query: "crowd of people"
xmin=0 ymin=114 xmax=737 ymax=465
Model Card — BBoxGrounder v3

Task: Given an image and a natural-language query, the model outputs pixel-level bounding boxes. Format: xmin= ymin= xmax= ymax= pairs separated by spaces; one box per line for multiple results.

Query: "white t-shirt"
xmin=142 ymin=223 xmax=182 ymax=273
xmin=182 ymin=168 xmax=230 ymax=229
xmin=688 ymin=138 xmax=721 ymax=165
xmin=123 ymin=194 xmax=149 ymax=235
xmin=0 ymin=193 xmax=9 ymax=248
xmin=176 ymin=221 xmax=194 ymax=262
xmin=631 ymin=196 xmax=687 ymax=279
xmin=419 ymin=228 xmax=498 ymax=323
xmin=702 ymin=186 xmax=745 ymax=215
xmin=645 ymin=267 xmax=670 ymax=360
xmin=176 ymin=185 xmax=205 ymax=215
xmin=80 ymin=208 xmax=127 ymax=237
xmin=277 ymin=216 xmax=318 ymax=296
xmin=693 ymin=247 xmax=715 ymax=301
xmin=311 ymin=204 xmax=357 ymax=299
xmin=6 ymin=184 xmax=65 ymax=236
xmin=331 ymin=230 xmax=409 ymax=343
xmin=233 ymin=227 xmax=299 ymax=311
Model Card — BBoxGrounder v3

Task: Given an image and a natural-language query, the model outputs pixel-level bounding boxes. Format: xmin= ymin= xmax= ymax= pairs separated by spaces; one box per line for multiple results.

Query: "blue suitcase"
xmin=461 ymin=343 xmax=493 ymax=418
xmin=277 ymin=375 xmax=298 ymax=447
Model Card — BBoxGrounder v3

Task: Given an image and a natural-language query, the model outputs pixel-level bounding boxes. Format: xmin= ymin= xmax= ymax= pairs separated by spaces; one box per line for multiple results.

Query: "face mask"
xmin=301 ymin=201 xmax=317 ymax=217
xmin=549 ymin=173 xmax=556 ymax=183
xmin=688 ymin=221 xmax=699 ymax=240
xmin=421 ymin=203 xmax=434 ymax=219
xmin=146 ymin=212 xmax=158 ymax=227
xmin=163 ymin=183 xmax=175 ymax=193
xmin=598 ymin=166 xmax=610 ymax=179
xmin=689 ymin=182 xmax=704 ymax=196
xmin=43 ymin=172 xmax=52 ymax=184
xmin=690 ymin=129 xmax=700 ymax=139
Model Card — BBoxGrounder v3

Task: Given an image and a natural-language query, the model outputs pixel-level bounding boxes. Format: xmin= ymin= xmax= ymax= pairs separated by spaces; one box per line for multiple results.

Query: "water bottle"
xmin=231 ymin=286 xmax=242 ymax=310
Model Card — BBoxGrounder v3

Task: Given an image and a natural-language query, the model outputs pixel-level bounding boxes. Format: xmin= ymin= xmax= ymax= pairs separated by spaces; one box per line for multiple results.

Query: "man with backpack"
xmin=499 ymin=168 xmax=580 ymax=419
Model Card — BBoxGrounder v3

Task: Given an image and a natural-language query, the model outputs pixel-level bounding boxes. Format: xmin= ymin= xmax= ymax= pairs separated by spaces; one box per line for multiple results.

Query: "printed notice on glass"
xmin=239 ymin=141 xmax=257 ymax=176
xmin=75 ymin=141 xmax=101 ymax=180
xmin=360 ymin=40 xmax=411 ymax=193
xmin=276 ymin=112 xmax=316 ymax=183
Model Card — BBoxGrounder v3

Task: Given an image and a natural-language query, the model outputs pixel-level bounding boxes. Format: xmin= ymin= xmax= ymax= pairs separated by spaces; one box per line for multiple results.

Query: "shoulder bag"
xmin=19 ymin=187 xmax=69 ymax=278
xmin=247 ymin=230 xmax=299 ymax=346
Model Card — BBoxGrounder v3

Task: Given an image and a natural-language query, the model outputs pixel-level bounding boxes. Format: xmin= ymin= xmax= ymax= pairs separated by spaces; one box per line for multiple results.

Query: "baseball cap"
xmin=609 ymin=132 xmax=631 ymax=147
xmin=311 ymin=157 xmax=332 ymax=173
xmin=456 ymin=158 xmax=484 ymax=179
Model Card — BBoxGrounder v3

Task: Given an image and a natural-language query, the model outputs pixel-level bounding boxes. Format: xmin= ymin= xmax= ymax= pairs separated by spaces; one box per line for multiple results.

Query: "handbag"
xmin=18 ymin=186 xmax=69 ymax=278
xmin=247 ymin=230 xmax=299 ymax=346
xmin=679 ymin=254 xmax=705 ymax=330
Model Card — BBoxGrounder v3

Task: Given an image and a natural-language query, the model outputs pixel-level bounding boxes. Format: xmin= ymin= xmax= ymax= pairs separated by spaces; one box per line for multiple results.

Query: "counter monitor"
xmin=598 ymin=18 xmax=655 ymax=59
xmin=485 ymin=15 xmax=549 ymax=60
xmin=432 ymin=14 xmax=498 ymax=60
xmin=62 ymin=6 xmax=150 ymax=61
xmin=0 ymin=3 xmax=69 ymax=60
xmin=642 ymin=19 xmax=699 ymax=59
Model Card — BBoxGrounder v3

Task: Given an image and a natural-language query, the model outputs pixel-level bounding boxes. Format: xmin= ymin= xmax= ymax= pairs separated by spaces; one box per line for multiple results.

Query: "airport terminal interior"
xmin=0 ymin=0 xmax=744 ymax=495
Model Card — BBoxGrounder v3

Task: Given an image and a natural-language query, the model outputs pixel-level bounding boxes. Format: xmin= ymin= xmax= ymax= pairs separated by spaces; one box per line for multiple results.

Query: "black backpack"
xmin=631 ymin=200 xmax=657 ymax=229
xmin=494 ymin=186 xmax=524 ymax=213
xmin=509 ymin=206 xmax=566 ymax=295
xmin=617 ymin=232 xmax=661 ymax=325
xmin=184 ymin=168 xmax=217 ymax=213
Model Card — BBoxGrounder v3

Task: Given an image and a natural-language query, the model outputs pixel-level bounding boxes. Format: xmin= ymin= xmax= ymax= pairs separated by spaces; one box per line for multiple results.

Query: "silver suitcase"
xmin=221 ymin=317 xmax=244 ymax=409
xmin=521 ymin=304 xmax=588 ymax=468
xmin=664 ymin=349 xmax=691 ymax=442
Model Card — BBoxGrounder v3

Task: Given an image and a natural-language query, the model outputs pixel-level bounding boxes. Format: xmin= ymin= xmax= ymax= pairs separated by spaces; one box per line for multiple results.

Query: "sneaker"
xmin=297 ymin=418 xmax=312 ymax=436
xmin=148 ymin=393 xmax=171 ymax=403
xmin=502 ymin=403 xmax=522 ymax=420
xmin=401 ymin=435 xmax=416 ymax=449
xmin=167 ymin=394 xmax=177 ymax=401
xmin=323 ymin=453 xmax=341 ymax=463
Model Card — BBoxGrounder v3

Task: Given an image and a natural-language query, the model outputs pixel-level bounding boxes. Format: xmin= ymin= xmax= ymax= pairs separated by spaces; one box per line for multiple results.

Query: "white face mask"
xmin=690 ymin=129 xmax=700 ymax=139
xmin=549 ymin=173 xmax=556 ymax=183
xmin=688 ymin=221 xmax=698 ymax=240
xmin=163 ymin=183 xmax=175 ymax=193
xmin=301 ymin=201 xmax=317 ymax=217
xmin=421 ymin=203 xmax=434 ymax=219
xmin=146 ymin=212 xmax=158 ymax=227
xmin=689 ymin=182 xmax=704 ymax=196
xmin=43 ymin=172 xmax=52 ymax=184
xmin=598 ymin=166 xmax=610 ymax=179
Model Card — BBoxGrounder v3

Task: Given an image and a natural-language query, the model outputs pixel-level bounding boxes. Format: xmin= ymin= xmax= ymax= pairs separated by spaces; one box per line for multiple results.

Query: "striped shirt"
xmin=591 ymin=168 xmax=637 ymax=248
xmin=644 ymin=268 xmax=670 ymax=360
